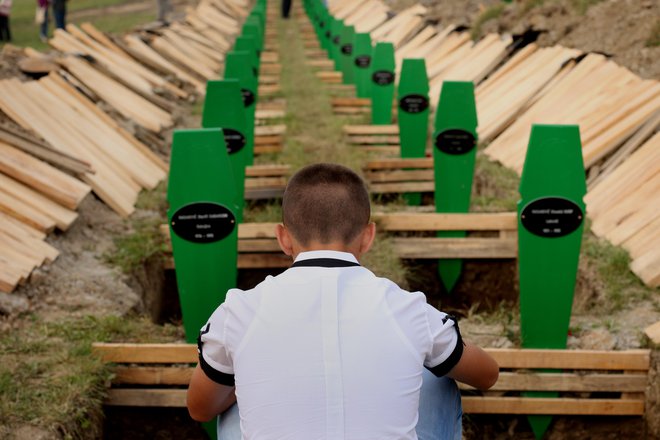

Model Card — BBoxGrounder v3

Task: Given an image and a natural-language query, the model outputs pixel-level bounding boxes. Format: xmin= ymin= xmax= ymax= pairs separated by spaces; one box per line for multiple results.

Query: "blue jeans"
xmin=217 ymin=369 xmax=463 ymax=439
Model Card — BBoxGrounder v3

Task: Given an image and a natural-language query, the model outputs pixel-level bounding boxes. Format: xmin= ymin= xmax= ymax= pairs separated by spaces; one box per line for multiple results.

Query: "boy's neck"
xmin=291 ymin=241 xmax=361 ymax=261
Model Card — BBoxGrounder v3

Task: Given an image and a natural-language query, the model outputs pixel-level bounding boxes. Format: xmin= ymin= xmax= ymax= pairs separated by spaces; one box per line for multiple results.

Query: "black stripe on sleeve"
xmin=197 ymin=323 xmax=235 ymax=387
xmin=426 ymin=317 xmax=465 ymax=377
xmin=199 ymin=353 xmax=235 ymax=386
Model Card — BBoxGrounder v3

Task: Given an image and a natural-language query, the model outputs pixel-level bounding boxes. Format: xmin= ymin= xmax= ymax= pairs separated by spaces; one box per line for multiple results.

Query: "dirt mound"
xmin=398 ymin=0 xmax=660 ymax=79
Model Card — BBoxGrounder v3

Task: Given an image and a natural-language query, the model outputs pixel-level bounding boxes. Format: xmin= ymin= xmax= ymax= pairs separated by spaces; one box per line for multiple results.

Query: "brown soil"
xmin=415 ymin=0 xmax=660 ymax=79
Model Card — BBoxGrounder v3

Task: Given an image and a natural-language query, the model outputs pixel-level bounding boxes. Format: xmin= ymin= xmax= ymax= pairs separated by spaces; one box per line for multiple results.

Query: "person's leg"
xmin=0 ymin=16 xmax=7 ymax=41
xmin=217 ymin=402 xmax=241 ymax=440
xmin=54 ymin=9 xmax=65 ymax=29
xmin=281 ymin=0 xmax=292 ymax=18
xmin=6 ymin=16 xmax=10 ymax=41
xmin=416 ymin=369 xmax=463 ymax=440
xmin=39 ymin=6 xmax=48 ymax=41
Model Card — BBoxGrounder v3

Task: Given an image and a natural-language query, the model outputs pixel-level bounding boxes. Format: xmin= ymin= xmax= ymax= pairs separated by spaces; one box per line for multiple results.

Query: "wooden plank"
xmin=0 ymin=188 xmax=56 ymax=233
xmin=365 ymin=157 xmax=433 ymax=169
xmin=369 ymin=181 xmax=435 ymax=193
xmin=365 ymin=169 xmax=434 ymax=183
xmin=460 ymin=371 xmax=647 ymax=393
xmin=343 ymin=124 xmax=399 ymax=135
xmin=0 ymin=142 xmax=91 ymax=210
xmin=393 ymin=237 xmax=518 ymax=259
xmin=255 ymin=124 xmax=286 ymax=137
xmin=645 ymin=321 xmax=660 ymax=345
xmin=0 ymin=173 xmax=78 ymax=231
xmin=245 ymin=164 xmax=290 ymax=177
xmin=461 ymin=397 xmax=644 ymax=416
xmin=0 ymin=123 xmax=93 ymax=175
xmin=485 ymin=348 xmax=650 ymax=370
xmin=92 ymin=343 xmax=197 ymax=363
xmin=113 ymin=366 xmax=193 ymax=385
xmin=373 ymin=212 xmax=517 ymax=231
xmin=105 ymin=389 xmax=187 ymax=407
xmin=349 ymin=135 xmax=400 ymax=145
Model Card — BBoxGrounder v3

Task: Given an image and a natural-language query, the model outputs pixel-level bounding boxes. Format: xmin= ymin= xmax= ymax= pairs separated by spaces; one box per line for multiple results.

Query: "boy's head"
xmin=281 ymin=163 xmax=371 ymax=247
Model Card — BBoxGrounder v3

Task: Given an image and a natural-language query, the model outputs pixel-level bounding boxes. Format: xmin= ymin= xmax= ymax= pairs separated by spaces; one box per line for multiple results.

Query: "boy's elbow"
xmin=483 ymin=366 xmax=500 ymax=390
xmin=187 ymin=404 xmax=215 ymax=423
xmin=187 ymin=392 xmax=216 ymax=422
xmin=476 ymin=362 xmax=499 ymax=391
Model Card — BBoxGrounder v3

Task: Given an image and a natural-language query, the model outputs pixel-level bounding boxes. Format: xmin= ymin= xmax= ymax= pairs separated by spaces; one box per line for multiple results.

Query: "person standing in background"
xmin=281 ymin=0 xmax=292 ymax=18
xmin=36 ymin=0 xmax=48 ymax=42
xmin=0 ymin=0 xmax=12 ymax=42
xmin=52 ymin=0 xmax=66 ymax=30
xmin=157 ymin=0 xmax=172 ymax=24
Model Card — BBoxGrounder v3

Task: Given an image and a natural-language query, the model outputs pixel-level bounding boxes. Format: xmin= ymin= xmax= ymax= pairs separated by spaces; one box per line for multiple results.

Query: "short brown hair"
xmin=282 ymin=163 xmax=370 ymax=245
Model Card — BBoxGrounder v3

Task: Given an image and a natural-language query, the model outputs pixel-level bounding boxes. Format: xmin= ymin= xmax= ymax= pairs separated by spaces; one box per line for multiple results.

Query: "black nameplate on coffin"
xmin=341 ymin=44 xmax=353 ymax=55
xmin=332 ymin=35 xmax=340 ymax=45
xmin=355 ymin=55 xmax=371 ymax=68
xmin=520 ymin=197 xmax=584 ymax=238
xmin=325 ymin=30 xmax=331 ymax=39
xmin=372 ymin=70 xmax=395 ymax=86
xmin=399 ymin=94 xmax=429 ymax=114
xmin=223 ymin=128 xmax=246 ymax=154
xmin=435 ymin=129 xmax=476 ymax=155
xmin=240 ymin=88 xmax=255 ymax=108
xmin=171 ymin=202 xmax=236 ymax=244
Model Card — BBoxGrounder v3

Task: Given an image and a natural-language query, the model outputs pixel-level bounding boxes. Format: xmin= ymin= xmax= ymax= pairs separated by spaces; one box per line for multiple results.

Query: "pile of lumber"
xmin=0 ymin=125 xmax=91 ymax=292
xmin=0 ymin=0 xmax=256 ymax=292
xmin=585 ymin=131 xmax=660 ymax=287
xmin=320 ymin=0 xmax=660 ymax=288
xmin=484 ymin=53 xmax=660 ymax=174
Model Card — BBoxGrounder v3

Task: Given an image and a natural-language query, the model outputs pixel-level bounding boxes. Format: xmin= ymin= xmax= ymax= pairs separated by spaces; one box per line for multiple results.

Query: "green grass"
xmin=581 ymin=231 xmax=655 ymax=311
xmin=521 ymin=0 xmax=546 ymax=13
xmin=471 ymin=154 xmax=520 ymax=212
xmin=570 ymin=0 xmax=605 ymax=15
xmin=470 ymin=4 xmax=506 ymax=40
xmin=647 ymin=19 xmax=660 ymax=47
xmin=4 ymin=0 xmax=154 ymax=50
xmin=0 ymin=314 xmax=184 ymax=437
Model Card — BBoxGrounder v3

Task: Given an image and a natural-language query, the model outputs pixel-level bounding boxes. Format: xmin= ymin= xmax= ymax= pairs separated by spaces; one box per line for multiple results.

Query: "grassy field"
xmin=5 ymin=0 xmax=155 ymax=50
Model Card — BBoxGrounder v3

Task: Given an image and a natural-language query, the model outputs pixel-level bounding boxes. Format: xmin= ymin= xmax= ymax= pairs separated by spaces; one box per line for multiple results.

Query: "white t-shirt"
xmin=198 ymin=250 xmax=463 ymax=439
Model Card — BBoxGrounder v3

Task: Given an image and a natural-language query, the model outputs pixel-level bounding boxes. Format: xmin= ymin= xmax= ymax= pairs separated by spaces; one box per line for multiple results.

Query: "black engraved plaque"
xmin=520 ymin=197 xmax=584 ymax=238
xmin=341 ymin=44 xmax=353 ymax=55
xmin=223 ymin=128 xmax=246 ymax=154
xmin=171 ymin=202 xmax=236 ymax=244
xmin=435 ymin=129 xmax=476 ymax=155
xmin=354 ymin=55 xmax=371 ymax=68
xmin=372 ymin=70 xmax=395 ymax=86
xmin=240 ymin=88 xmax=255 ymax=108
xmin=399 ymin=94 xmax=429 ymax=114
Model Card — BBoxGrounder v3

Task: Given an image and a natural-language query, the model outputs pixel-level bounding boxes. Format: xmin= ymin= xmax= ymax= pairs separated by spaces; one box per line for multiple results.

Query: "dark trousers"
xmin=281 ymin=0 xmax=292 ymax=18
xmin=53 ymin=7 xmax=66 ymax=30
xmin=0 ymin=15 xmax=10 ymax=41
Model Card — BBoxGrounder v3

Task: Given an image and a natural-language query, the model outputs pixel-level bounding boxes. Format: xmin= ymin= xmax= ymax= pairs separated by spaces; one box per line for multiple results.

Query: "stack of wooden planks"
xmin=317 ymin=3 xmax=660 ymax=288
xmin=0 ymin=123 xmax=92 ymax=292
xmin=484 ymin=53 xmax=660 ymax=174
xmin=93 ymin=343 xmax=650 ymax=418
xmin=585 ymin=132 xmax=660 ymax=287
xmin=0 ymin=0 xmax=269 ymax=292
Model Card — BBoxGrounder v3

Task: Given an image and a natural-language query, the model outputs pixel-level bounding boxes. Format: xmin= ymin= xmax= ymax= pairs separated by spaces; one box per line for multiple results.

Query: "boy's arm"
xmin=446 ymin=342 xmax=499 ymax=391
xmin=187 ymin=363 xmax=236 ymax=422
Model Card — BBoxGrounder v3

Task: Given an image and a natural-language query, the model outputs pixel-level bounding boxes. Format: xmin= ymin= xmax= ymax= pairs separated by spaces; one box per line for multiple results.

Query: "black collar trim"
xmin=291 ymin=258 xmax=360 ymax=268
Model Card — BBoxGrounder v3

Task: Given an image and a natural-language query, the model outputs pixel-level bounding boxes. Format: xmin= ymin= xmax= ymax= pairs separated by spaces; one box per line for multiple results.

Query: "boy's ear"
xmin=358 ymin=222 xmax=376 ymax=256
xmin=275 ymin=224 xmax=294 ymax=256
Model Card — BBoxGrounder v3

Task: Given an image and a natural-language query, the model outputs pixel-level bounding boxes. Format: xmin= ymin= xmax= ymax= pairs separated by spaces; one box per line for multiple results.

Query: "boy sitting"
xmin=188 ymin=163 xmax=499 ymax=439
